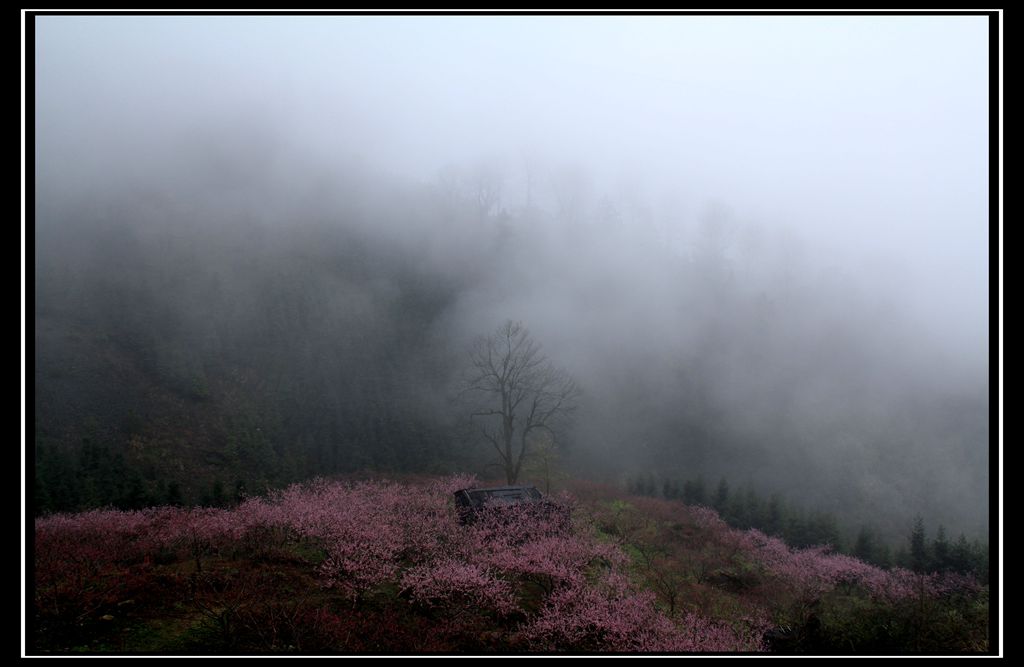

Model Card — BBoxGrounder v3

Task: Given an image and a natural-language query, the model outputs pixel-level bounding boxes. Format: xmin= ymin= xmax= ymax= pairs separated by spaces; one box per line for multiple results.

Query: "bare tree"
xmin=462 ymin=321 xmax=580 ymax=485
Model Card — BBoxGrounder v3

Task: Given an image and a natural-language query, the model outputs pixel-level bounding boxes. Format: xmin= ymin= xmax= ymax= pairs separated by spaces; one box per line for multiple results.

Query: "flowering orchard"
xmin=576 ymin=484 xmax=987 ymax=653
xmin=33 ymin=476 xmax=984 ymax=653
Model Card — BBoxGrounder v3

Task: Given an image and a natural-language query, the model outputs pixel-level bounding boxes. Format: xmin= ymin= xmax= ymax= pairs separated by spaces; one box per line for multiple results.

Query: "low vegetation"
xmin=32 ymin=476 xmax=987 ymax=654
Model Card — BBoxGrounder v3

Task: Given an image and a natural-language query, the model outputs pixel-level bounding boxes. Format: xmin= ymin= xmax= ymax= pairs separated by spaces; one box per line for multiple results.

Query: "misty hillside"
xmin=35 ymin=142 xmax=988 ymax=545
xmin=32 ymin=13 xmax=990 ymax=573
xmin=28 ymin=13 xmax=998 ymax=658
xmin=32 ymin=475 xmax=988 ymax=654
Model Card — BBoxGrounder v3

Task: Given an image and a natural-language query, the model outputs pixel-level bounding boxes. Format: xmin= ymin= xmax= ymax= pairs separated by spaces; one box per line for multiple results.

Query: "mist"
xmin=33 ymin=15 xmax=989 ymax=543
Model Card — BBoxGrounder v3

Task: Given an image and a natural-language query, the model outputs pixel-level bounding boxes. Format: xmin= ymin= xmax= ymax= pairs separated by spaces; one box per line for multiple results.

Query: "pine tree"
xmin=684 ymin=476 xmax=708 ymax=505
xmin=932 ymin=524 xmax=950 ymax=572
xmin=714 ymin=477 xmax=730 ymax=512
xmin=950 ymin=534 xmax=972 ymax=574
xmin=909 ymin=515 xmax=929 ymax=573
xmin=854 ymin=525 xmax=878 ymax=564
xmin=766 ymin=493 xmax=786 ymax=536
xmin=970 ymin=539 xmax=990 ymax=584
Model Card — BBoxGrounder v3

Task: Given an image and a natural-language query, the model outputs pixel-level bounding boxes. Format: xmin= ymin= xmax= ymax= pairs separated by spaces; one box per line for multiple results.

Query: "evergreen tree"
xmin=713 ymin=477 xmax=730 ymax=512
xmin=725 ymin=493 xmax=745 ymax=527
xmin=743 ymin=486 xmax=764 ymax=530
xmin=854 ymin=525 xmax=878 ymax=564
xmin=970 ymin=539 xmax=990 ymax=584
xmin=932 ymin=524 xmax=950 ymax=572
xmin=950 ymin=534 xmax=973 ymax=574
xmin=909 ymin=515 xmax=930 ymax=573
xmin=765 ymin=493 xmax=786 ymax=536
xmin=683 ymin=477 xmax=707 ymax=505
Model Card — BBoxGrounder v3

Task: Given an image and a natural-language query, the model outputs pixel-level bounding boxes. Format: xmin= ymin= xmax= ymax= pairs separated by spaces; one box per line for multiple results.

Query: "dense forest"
xmin=34 ymin=140 xmax=989 ymax=555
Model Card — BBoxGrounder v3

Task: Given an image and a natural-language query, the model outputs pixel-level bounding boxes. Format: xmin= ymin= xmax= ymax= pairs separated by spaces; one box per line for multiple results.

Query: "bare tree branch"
xmin=461 ymin=320 xmax=580 ymax=485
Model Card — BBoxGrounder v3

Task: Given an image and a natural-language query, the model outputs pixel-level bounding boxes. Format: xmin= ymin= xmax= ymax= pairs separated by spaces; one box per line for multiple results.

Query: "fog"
xmin=33 ymin=15 xmax=990 ymax=543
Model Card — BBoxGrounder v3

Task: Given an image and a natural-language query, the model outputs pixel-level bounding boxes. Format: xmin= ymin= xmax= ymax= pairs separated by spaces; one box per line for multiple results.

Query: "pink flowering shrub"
xmin=520 ymin=578 xmax=764 ymax=652
xmin=603 ymin=496 xmax=982 ymax=610
xmin=521 ymin=581 xmax=684 ymax=652
xmin=739 ymin=529 xmax=981 ymax=606
xmin=33 ymin=475 xmax=985 ymax=653
xmin=400 ymin=559 xmax=518 ymax=617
